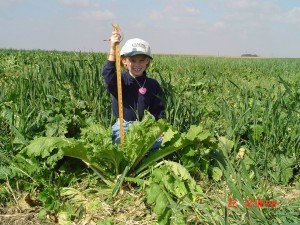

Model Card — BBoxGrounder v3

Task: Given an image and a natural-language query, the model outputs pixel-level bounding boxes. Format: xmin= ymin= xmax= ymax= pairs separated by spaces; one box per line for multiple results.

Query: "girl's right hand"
xmin=110 ymin=31 xmax=121 ymax=48
xmin=107 ymin=31 xmax=121 ymax=61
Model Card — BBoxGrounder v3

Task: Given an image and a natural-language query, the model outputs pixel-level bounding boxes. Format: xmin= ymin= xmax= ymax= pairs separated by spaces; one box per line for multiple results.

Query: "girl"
xmin=102 ymin=32 xmax=165 ymax=149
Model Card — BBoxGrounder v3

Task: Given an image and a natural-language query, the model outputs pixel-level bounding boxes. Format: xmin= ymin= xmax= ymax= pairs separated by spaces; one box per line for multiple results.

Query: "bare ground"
xmin=0 ymin=190 xmax=157 ymax=225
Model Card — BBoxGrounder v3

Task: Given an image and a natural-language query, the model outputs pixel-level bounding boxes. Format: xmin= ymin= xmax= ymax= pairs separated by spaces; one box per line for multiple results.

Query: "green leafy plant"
xmin=23 ymin=112 xmax=211 ymax=189
xmin=146 ymin=160 xmax=202 ymax=225
xmin=20 ymin=112 xmax=213 ymax=223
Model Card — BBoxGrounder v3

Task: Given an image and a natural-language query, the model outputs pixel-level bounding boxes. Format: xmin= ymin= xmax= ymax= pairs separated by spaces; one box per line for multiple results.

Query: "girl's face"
xmin=122 ymin=54 xmax=150 ymax=77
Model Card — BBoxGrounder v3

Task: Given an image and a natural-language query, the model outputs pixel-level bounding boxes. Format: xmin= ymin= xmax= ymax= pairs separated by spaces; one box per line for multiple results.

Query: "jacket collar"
xmin=126 ymin=71 xmax=147 ymax=83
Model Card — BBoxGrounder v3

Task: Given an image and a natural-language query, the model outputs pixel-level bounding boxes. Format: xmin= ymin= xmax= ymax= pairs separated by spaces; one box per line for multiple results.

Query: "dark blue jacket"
xmin=102 ymin=60 xmax=165 ymax=121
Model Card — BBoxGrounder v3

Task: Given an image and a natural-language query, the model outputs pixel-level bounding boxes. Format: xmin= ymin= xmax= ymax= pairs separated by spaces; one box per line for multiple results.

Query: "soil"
xmin=2 ymin=187 xmax=298 ymax=224
xmin=0 ymin=207 xmax=45 ymax=225
xmin=0 ymin=190 xmax=156 ymax=225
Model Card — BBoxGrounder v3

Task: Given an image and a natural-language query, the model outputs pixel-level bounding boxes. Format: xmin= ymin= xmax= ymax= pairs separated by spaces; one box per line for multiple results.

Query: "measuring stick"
xmin=112 ymin=24 xmax=124 ymax=144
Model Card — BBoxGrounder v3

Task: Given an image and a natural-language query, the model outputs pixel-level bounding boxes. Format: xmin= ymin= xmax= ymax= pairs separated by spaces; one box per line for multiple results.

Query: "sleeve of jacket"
xmin=102 ymin=60 xmax=118 ymax=97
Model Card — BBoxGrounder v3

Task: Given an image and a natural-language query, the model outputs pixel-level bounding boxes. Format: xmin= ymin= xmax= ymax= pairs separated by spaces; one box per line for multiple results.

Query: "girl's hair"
xmin=120 ymin=55 xmax=152 ymax=70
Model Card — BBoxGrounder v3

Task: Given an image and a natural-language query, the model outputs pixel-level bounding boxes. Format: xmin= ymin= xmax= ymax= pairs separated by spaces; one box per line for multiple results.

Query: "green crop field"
xmin=0 ymin=49 xmax=299 ymax=224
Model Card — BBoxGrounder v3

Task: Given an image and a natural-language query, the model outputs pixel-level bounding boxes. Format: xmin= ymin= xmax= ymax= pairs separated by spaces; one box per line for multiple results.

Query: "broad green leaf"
xmin=218 ymin=136 xmax=234 ymax=154
xmin=185 ymin=124 xmax=210 ymax=141
xmin=146 ymin=182 xmax=162 ymax=204
xmin=122 ymin=112 xmax=168 ymax=171
xmin=25 ymin=137 xmax=72 ymax=163
xmin=81 ymin=123 xmax=123 ymax=175
xmin=153 ymin=189 xmax=170 ymax=213
xmin=146 ymin=161 xmax=202 ymax=224
xmin=23 ymin=135 xmax=113 ymax=185
xmin=45 ymin=114 xmax=70 ymax=137
xmin=164 ymin=161 xmax=202 ymax=200
xmin=211 ymin=166 xmax=223 ymax=181
xmin=161 ymin=125 xmax=178 ymax=145
xmin=136 ymin=124 xmax=212 ymax=174
xmin=279 ymin=155 xmax=294 ymax=184
xmin=270 ymin=154 xmax=295 ymax=184
xmin=146 ymin=175 xmax=176 ymax=225
xmin=164 ymin=161 xmax=197 ymax=184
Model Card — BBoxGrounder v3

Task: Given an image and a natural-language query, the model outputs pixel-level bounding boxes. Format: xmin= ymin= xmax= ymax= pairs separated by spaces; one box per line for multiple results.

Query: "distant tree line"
xmin=241 ymin=53 xmax=258 ymax=57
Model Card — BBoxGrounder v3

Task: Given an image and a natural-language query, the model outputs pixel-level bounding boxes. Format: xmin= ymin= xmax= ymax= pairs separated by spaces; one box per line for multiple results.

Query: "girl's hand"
xmin=110 ymin=32 xmax=121 ymax=48
xmin=107 ymin=32 xmax=121 ymax=61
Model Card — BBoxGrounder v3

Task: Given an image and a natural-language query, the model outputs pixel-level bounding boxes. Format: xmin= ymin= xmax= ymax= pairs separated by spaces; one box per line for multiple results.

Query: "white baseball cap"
xmin=120 ymin=38 xmax=152 ymax=59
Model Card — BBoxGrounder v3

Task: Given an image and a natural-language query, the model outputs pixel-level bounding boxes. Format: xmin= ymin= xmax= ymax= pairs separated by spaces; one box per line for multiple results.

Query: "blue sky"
xmin=0 ymin=0 xmax=299 ymax=57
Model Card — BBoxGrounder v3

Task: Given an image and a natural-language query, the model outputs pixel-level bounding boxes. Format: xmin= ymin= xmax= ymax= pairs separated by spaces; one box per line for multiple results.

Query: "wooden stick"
xmin=112 ymin=24 xmax=124 ymax=144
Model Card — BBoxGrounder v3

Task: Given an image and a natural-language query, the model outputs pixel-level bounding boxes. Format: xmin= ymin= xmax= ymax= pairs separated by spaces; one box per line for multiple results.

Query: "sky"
xmin=0 ymin=0 xmax=300 ymax=58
